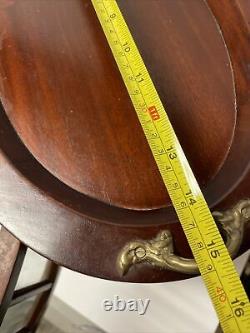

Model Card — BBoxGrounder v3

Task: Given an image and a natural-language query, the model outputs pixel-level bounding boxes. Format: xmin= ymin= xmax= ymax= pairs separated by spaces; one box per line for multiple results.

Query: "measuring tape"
xmin=91 ymin=1 xmax=250 ymax=332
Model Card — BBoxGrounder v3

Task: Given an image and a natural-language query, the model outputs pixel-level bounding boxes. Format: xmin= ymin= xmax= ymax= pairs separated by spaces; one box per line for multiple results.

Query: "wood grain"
xmin=0 ymin=0 xmax=249 ymax=282
xmin=0 ymin=0 xmax=236 ymax=209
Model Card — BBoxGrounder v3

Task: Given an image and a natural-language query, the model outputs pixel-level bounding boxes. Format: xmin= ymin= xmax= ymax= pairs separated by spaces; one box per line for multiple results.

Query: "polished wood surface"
xmin=0 ymin=0 xmax=236 ymax=209
xmin=0 ymin=0 xmax=249 ymax=282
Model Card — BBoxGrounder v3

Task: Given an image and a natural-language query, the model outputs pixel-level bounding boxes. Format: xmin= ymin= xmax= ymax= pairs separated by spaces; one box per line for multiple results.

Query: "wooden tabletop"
xmin=0 ymin=0 xmax=249 ymax=282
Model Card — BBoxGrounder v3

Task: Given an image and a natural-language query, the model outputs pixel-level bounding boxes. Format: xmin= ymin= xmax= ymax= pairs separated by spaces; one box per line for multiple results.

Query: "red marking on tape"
xmin=148 ymin=106 xmax=160 ymax=121
xmin=216 ymin=287 xmax=227 ymax=303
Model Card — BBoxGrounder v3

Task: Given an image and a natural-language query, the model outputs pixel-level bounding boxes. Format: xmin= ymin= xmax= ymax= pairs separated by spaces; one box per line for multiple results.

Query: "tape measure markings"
xmin=91 ymin=1 xmax=250 ymax=332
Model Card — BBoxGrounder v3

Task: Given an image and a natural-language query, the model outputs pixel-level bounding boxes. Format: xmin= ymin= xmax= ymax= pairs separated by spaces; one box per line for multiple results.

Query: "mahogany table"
xmin=0 ymin=0 xmax=249 ymax=287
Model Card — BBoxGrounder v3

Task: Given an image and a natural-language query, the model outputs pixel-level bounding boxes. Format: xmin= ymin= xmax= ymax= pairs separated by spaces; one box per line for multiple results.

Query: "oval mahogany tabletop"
xmin=0 ymin=0 xmax=249 ymax=282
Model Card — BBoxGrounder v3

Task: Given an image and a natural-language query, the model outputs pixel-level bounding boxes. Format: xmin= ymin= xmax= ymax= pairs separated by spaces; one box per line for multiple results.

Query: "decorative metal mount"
xmin=117 ymin=199 xmax=250 ymax=276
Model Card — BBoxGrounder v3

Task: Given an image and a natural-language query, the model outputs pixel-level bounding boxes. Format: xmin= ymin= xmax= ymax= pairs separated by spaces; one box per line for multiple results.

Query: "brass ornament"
xmin=117 ymin=199 xmax=250 ymax=276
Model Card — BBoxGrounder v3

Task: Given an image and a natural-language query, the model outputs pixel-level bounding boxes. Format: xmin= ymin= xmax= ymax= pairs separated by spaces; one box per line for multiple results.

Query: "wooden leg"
xmin=0 ymin=227 xmax=59 ymax=331
xmin=21 ymin=263 xmax=60 ymax=332
xmin=0 ymin=227 xmax=26 ymax=324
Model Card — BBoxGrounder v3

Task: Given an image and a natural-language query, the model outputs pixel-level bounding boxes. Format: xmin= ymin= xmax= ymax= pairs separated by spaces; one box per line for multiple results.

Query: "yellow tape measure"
xmin=91 ymin=1 xmax=250 ymax=332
